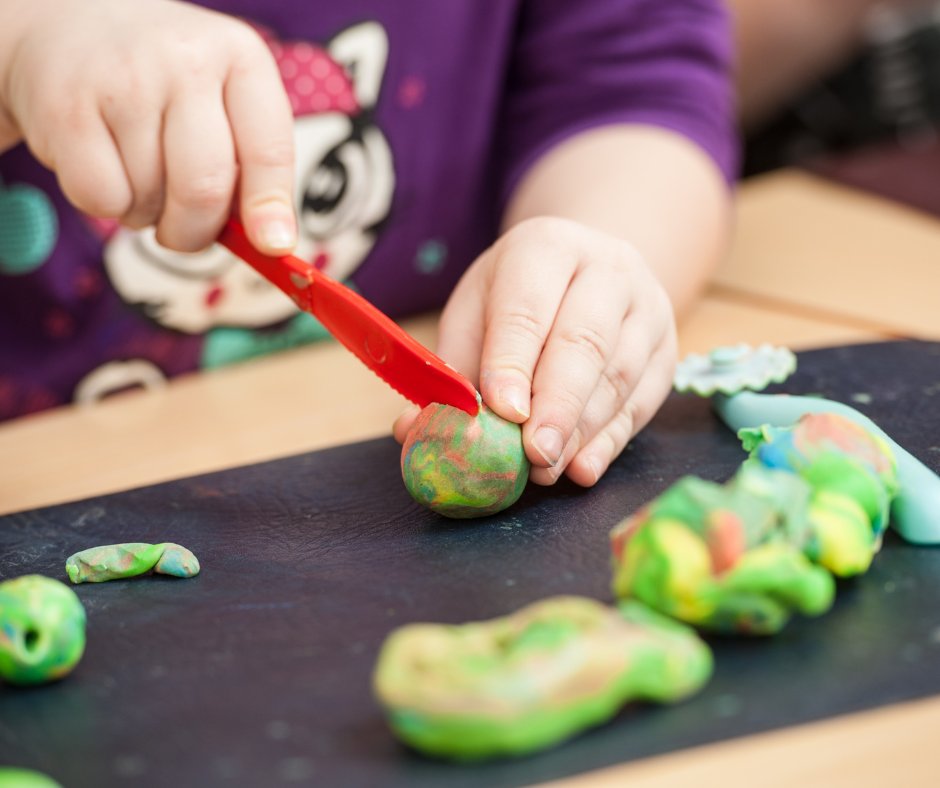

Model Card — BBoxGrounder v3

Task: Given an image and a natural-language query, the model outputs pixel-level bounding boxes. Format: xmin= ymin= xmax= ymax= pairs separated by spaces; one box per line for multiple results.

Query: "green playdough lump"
xmin=0 ymin=575 xmax=86 ymax=686
xmin=65 ymin=542 xmax=200 ymax=583
xmin=610 ymin=465 xmax=835 ymax=635
xmin=401 ymin=397 xmax=529 ymax=518
xmin=740 ymin=412 xmax=899 ymax=577
xmin=373 ymin=596 xmax=712 ymax=760
xmin=0 ymin=768 xmax=64 ymax=788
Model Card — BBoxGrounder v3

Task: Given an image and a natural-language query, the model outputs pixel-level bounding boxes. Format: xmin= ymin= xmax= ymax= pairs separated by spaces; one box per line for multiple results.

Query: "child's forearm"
xmin=501 ymin=124 xmax=731 ymax=318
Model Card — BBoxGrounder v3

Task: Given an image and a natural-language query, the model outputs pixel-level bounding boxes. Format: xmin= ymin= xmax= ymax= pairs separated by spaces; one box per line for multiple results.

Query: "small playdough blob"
xmin=65 ymin=542 xmax=200 ymax=583
xmin=401 ymin=397 xmax=529 ymax=518
xmin=0 ymin=575 xmax=86 ymax=685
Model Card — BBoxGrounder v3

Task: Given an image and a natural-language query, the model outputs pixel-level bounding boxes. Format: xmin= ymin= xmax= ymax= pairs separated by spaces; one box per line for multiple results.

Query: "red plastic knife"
xmin=218 ymin=219 xmax=479 ymax=416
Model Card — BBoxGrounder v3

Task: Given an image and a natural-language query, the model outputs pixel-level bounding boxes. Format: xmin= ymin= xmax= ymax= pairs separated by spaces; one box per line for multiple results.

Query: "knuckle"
xmin=224 ymin=18 xmax=270 ymax=53
xmin=612 ymin=403 xmax=638 ymax=445
xmin=600 ymin=363 xmax=635 ymax=405
xmin=174 ymin=171 xmax=234 ymax=212
xmin=242 ymin=137 xmax=295 ymax=170
xmin=491 ymin=307 xmax=547 ymax=348
xmin=61 ymin=169 xmax=130 ymax=218
xmin=544 ymin=386 xmax=586 ymax=429
xmin=557 ymin=324 xmax=611 ymax=369
xmin=70 ymin=184 xmax=129 ymax=219
xmin=512 ymin=215 xmax=572 ymax=242
xmin=500 ymin=216 xmax=573 ymax=257
xmin=47 ymin=95 xmax=91 ymax=133
xmin=169 ymin=40 xmax=215 ymax=78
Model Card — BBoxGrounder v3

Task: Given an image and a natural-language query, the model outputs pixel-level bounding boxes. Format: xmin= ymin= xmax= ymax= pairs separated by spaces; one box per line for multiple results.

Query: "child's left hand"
xmin=394 ymin=216 xmax=677 ymax=487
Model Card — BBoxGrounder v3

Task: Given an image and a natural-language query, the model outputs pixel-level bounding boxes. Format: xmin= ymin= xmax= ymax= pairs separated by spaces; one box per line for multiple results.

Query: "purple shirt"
xmin=0 ymin=0 xmax=735 ymax=420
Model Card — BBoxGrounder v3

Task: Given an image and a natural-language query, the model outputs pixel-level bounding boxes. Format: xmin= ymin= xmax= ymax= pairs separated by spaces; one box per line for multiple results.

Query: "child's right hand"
xmin=0 ymin=0 xmax=297 ymax=254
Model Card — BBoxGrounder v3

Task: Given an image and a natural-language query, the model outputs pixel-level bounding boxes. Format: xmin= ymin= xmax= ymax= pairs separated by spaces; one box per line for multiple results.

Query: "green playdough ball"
xmin=0 ymin=575 xmax=86 ymax=685
xmin=401 ymin=399 xmax=530 ymax=518
xmin=0 ymin=768 xmax=63 ymax=788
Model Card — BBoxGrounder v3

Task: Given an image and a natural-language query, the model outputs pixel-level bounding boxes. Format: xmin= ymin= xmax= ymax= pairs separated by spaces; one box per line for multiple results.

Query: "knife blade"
xmin=218 ymin=219 xmax=479 ymax=416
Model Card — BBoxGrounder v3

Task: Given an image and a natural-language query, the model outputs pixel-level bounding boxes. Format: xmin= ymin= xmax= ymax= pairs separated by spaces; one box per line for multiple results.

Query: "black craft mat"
xmin=1 ymin=341 xmax=939 ymax=787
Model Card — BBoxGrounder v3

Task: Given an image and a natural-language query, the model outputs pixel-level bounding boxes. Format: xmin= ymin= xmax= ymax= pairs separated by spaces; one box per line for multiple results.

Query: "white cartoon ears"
xmin=328 ymin=22 xmax=389 ymax=110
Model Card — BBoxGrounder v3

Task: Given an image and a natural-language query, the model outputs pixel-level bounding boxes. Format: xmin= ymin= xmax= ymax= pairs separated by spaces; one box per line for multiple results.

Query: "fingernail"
xmin=533 ymin=426 xmax=564 ymax=466
xmin=398 ymin=405 xmax=419 ymax=419
xmin=258 ymin=216 xmax=296 ymax=253
xmin=251 ymin=200 xmax=297 ymax=252
xmin=586 ymin=455 xmax=602 ymax=485
xmin=499 ymin=385 xmax=530 ymax=419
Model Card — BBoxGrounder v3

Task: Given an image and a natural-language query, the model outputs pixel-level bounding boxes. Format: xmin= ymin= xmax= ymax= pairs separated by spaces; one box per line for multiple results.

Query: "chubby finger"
xmin=522 ymin=256 xmax=632 ymax=469
xmin=477 ymin=232 xmax=577 ymax=428
xmin=101 ymin=90 xmax=165 ymax=229
xmin=52 ymin=108 xmax=133 ymax=219
xmin=158 ymin=89 xmax=236 ymax=251
xmin=553 ymin=297 xmax=667 ymax=484
xmin=434 ymin=256 xmax=491 ymax=387
xmin=225 ymin=40 xmax=296 ymax=254
xmin=566 ymin=326 xmax=678 ymax=486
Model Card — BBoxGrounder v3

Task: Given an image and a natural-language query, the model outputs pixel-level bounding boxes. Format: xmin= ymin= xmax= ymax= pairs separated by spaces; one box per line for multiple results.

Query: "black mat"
xmin=2 ymin=341 xmax=939 ymax=788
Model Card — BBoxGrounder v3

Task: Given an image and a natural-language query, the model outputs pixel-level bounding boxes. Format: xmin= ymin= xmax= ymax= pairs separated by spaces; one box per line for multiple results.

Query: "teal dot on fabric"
xmin=414 ymin=239 xmax=447 ymax=274
xmin=0 ymin=182 xmax=59 ymax=275
xmin=201 ymin=312 xmax=333 ymax=370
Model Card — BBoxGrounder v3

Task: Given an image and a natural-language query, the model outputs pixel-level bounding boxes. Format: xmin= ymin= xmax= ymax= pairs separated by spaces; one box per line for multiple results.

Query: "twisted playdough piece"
xmin=674 ymin=342 xmax=939 ymax=545
xmin=741 ymin=412 xmax=899 ymax=576
xmin=65 ymin=542 xmax=200 ymax=584
xmin=373 ymin=596 xmax=712 ymax=760
xmin=717 ymin=389 xmax=938 ymax=545
xmin=611 ymin=411 xmax=900 ymax=633
xmin=610 ymin=464 xmax=835 ymax=635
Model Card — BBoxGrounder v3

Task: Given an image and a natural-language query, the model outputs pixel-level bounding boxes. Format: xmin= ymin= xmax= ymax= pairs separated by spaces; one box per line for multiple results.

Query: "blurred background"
xmin=734 ymin=0 xmax=940 ymax=198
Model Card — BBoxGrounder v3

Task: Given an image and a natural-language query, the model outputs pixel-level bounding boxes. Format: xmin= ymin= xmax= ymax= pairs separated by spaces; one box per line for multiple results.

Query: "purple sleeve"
xmin=496 ymin=0 xmax=739 ymax=205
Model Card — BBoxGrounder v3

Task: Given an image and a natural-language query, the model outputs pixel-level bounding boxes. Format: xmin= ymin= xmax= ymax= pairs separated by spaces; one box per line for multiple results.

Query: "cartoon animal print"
xmin=101 ymin=21 xmax=395 ymax=335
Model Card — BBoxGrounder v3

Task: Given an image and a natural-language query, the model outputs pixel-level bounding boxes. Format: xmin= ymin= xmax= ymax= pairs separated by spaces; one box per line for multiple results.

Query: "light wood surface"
xmin=717 ymin=171 xmax=940 ymax=339
xmin=1 ymin=169 xmax=938 ymax=786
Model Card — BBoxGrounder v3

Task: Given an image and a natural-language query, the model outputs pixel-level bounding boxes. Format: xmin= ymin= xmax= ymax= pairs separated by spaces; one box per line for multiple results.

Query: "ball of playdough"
xmin=0 ymin=575 xmax=86 ymax=685
xmin=401 ymin=399 xmax=529 ymax=518
xmin=0 ymin=767 xmax=63 ymax=788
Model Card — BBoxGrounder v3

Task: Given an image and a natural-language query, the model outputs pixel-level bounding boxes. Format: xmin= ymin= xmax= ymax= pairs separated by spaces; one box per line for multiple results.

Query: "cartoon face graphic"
xmin=100 ymin=21 xmax=395 ymax=335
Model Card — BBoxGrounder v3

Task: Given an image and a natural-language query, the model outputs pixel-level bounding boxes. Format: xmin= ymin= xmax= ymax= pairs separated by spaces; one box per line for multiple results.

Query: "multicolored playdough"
xmin=676 ymin=342 xmax=940 ymax=545
xmin=0 ymin=768 xmax=63 ymax=788
xmin=610 ymin=464 xmax=835 ymax=634
xmin=65 ymin=542 xmax=200 ymax=584
xmin=0 ymin=575 xmax=86 ymax=685
xmin=742 ymin=412 xmax=898 ymax=576
xmin=611 ymin=345 xmax=910 ymax=635
xmin=373 ymin=596 xmax=712 ymax=760
xmin=401 ymin=396 xmax=529 ymax=518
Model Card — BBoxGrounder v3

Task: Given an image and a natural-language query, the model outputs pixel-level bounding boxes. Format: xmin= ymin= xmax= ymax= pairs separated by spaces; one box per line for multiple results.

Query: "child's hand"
xmin=0 ymin=0 xmax=296 ymax=254
xmin=395 ymin=217 xmax=678 ymax=487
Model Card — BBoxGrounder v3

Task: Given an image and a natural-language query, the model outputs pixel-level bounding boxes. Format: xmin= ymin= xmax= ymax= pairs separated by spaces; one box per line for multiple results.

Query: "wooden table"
xmin=2 ymin=170 xmax=939 ymax=787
